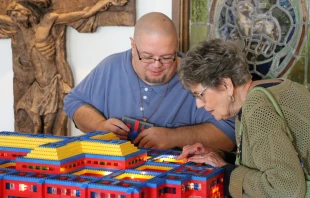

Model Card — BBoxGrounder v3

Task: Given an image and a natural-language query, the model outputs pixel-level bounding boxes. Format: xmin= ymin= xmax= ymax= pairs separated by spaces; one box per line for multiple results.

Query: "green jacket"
xmin=230 ymin=79 xmax=310 ymax=198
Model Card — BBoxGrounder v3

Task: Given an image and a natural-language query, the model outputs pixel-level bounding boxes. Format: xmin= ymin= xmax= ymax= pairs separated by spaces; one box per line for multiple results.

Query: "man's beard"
xmin=145 ymin=74 xmax=167 ymax=85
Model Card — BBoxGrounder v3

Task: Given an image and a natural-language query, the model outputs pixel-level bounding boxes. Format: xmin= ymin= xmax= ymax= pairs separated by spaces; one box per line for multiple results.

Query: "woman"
xmin=177 ymin=39 xmax=310 ymax=197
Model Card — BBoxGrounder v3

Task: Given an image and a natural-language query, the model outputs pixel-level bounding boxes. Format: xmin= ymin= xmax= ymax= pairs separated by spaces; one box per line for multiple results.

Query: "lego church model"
xmin=0 ymin=131 xmax=224 ymax=198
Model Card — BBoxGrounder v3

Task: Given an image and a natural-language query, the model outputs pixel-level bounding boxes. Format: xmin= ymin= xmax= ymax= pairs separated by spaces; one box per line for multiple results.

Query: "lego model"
xmin=122 ymin=117 xmax=153 ymax=142
xmin=0 ymin=131 xmax=224 ymax=198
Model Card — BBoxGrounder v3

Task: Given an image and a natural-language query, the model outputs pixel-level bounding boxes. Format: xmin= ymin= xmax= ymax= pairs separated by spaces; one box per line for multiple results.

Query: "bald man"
xmin=64 ymin=12 xmax=236 ymax=151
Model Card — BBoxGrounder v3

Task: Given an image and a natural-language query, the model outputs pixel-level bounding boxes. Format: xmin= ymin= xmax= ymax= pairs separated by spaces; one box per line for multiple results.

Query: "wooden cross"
xmin=0 ymin=0 xmax=135 ymax=136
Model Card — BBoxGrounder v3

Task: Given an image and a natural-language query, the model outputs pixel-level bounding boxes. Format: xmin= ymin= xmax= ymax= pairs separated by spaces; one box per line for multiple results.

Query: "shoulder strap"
xmin=250 ymin=87 xmax=310 ymax=179
xmin=250 ymin=87 xmax=294 ymax=142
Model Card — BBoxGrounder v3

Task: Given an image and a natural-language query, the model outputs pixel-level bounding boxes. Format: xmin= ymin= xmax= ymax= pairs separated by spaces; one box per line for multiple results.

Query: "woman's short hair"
xmin=178 ymin=39 xmax=251 ymax=89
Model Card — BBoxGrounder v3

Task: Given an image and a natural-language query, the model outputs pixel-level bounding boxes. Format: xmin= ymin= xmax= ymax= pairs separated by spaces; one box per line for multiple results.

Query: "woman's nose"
xmin=196 ymin=98 xmax=205 ymax=108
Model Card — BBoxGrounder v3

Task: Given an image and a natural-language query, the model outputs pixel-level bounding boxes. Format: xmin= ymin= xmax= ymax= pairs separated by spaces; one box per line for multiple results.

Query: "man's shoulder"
xmin=101 ymin=49 xmax=130 ymax=63
xmin=95 ymin=49 xmax=131 ymax=70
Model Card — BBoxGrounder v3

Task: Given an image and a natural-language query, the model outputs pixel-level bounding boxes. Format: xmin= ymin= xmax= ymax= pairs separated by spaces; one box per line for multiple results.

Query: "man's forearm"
xmin=173 ymin=123 xmax=235 ymax=151
xmin=72 ymin=104 xmax=106 ymax=132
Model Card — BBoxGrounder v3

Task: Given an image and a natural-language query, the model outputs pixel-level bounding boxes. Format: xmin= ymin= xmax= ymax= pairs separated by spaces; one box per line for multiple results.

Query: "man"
xmin=64 ymin=12 xmax=235 ymax=150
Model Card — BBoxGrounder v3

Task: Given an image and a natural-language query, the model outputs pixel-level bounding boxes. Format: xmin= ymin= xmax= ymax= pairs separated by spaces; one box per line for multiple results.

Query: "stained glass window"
xmin=189 ymin=0 xmax=309 ymax=88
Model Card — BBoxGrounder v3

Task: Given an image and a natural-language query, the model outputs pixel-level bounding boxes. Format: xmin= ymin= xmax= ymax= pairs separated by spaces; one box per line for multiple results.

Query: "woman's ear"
xmin=222 ymin=78 xmax=234 ymax=95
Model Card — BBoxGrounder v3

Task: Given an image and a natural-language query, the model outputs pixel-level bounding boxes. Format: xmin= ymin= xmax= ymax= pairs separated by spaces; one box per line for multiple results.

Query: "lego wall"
xmin=0 ymin=0 xmax=172 ymax=136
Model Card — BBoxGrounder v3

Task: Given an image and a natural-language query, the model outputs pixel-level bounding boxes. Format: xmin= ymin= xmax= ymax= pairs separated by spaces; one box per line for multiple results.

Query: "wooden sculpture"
xmin=0 ymin=0 xmax=135 ymax=135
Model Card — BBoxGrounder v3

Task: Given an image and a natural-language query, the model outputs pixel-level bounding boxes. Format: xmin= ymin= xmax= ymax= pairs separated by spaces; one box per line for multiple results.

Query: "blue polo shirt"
xmin=64 ymin=49 xmax=235 ymax=143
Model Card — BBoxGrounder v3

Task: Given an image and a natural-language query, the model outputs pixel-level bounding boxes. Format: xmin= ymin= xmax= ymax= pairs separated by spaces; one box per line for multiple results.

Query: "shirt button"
xmin=144 ymin=88 xmax=148 ymax=91
xmin=143 ymin=96 xmax=147 ymax=100
xmin=140 ymin=107 xmax=144 ymax=111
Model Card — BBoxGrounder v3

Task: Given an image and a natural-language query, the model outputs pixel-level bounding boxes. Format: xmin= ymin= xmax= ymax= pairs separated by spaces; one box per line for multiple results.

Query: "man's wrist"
xmin=166 ymin=128 xmax=179 ymax=148
xmin=95 ymin=119 xmax=106 ymax=131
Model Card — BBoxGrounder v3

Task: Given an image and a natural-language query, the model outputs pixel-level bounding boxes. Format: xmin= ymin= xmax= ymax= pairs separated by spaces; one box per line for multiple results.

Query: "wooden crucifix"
xmin=0 ymin=0 xmax=135 ymax=136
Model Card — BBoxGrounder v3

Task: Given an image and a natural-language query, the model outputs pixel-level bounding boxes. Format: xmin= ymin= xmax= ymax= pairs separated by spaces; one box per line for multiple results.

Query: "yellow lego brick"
xmin=91 ymin=132 xmax=120 ymax=140
xmin=79 ymin=141 xmax=139 ymax=156
xmin=115 ymin=173 xmax=154 ymax=180
xmin=0 ymin=137 xmax=62 ymax=149
xmin=73 ymin=169 xmax=113 ymax=176
xmin=135 ymin=165 xmax=173 ymax=171
xmin=0 ymin=162 xmax=15 ymax=168
xmin=153 ymin=157 xmax=185 ymax=164
xmin=25 ymin=142 xmax=83 ymax=160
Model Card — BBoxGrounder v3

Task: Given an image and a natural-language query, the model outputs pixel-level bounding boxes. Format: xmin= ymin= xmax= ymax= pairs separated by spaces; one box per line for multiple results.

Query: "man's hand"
xmin=177 ymin=143 xmax=227 ymax=167
xmin=101 ymin=118 xmax=130 ymax=140
xmin=133 ymin=127 xmax=175 ymax=149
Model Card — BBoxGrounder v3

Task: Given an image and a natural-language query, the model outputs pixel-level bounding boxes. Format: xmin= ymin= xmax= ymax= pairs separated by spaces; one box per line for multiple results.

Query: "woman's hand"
xmin=187 ymin=151 xmax=228 ymax=167
xmin=177 ymin=142 xmax=206 ymax=160
xmin=177 ymin=142 xmax=228 ymax=167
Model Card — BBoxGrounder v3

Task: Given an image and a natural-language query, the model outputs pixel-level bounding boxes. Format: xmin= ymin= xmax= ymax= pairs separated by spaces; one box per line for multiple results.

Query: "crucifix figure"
xmin=0 ymin=0 xmax=132 ymax=135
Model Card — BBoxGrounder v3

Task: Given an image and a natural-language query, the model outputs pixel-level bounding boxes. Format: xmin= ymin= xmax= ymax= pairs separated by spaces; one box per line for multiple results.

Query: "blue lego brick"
xmin=84 ymin=149 xmax=147 ymax=160
xmin=0 ymin=159 xmax=11 ymax=164
xmin=174 ymin=163 xmax=224 ymax=181
xmin=160 ymin=173 xmax=191 ymax=185
xmin=70 ymin=167 xmax=117 ymax=178
xmin=3 ymin=171 xmax=55 ymax=183
xmin=165 ymin=150 xmax=182 ymax=156
xmin=0 ymin=168 xmax=18 ymax=179
xmin=88 ymin=178 xmax=143 ymax=193
xmin=0 ymin=147 xmax=31 ymax=153
xmin=144 ymin=148 xmax=170 ymax=158
xmin=106 ymin=169 xmax=162 ymax=182
xmin=144 ymin=177 xmax=166 ymax=188
xmin=132 ymin=161 xmax=180 ymax=172
xmin=192 ymin=166 xmax=224 ymax=180
xmin=45 ymin=174 xmax=99 ymax=188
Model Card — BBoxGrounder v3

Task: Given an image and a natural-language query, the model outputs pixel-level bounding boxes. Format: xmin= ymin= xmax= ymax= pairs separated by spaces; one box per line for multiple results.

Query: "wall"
xmin=0 ymin=0 xmax=172 ymax=136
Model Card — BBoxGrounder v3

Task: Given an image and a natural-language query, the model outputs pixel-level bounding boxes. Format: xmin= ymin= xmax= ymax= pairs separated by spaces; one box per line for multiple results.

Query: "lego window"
xmin=31 ymin=185 xmax=37 ymax=192
xmin=194 ymin=183 xmax=201 ymax=190
xmin=19 ymin=184 xmax=28 ymax=191
xmin=164 ymin=187 xmax=176 ymax=194
xmin=6 ymin=182 xmax=14 ymax=190
xmin=47 ymin=187 xmax=56 ymax=194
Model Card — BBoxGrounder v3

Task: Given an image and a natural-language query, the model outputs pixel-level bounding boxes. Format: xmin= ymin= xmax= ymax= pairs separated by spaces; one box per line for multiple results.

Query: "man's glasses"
xmin=192 ymin=87 xmax=208 ymax=102
xmin=135 ymin=45 xmax=176 ymax=64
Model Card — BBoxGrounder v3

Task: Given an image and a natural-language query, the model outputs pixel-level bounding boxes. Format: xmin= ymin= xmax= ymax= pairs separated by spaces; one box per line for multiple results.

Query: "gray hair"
xmin=178 ymin=39 xmax=251 ymax=89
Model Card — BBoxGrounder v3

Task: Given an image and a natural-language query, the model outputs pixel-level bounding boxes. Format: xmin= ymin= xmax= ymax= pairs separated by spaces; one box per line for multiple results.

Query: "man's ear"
xmin=222 ymin=78 xmax=234 ymax=96
xmin=130 ymin=37 xmax=135 ymax=49
xmin=130 ymin=37 xmax=136 ymax=57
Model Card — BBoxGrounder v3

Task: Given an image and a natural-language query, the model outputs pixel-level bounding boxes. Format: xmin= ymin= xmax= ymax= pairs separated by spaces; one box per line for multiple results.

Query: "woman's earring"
xmin=229 ymin=95 xmax=235 ymax=103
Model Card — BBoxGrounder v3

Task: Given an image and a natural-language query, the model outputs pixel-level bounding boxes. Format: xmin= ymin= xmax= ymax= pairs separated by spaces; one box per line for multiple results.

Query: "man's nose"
xmin=152 ymin=59 xmax=163 ymax=67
